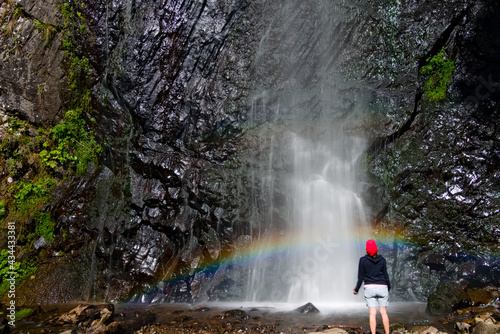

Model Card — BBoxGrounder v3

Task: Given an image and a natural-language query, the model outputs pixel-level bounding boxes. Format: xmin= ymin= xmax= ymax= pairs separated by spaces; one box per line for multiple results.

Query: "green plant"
xmin=7 ymin=117 xmax=25 ymax=134
xmin=0 ymin=250 xmax=37 ymax=296
xmin=0 ymin=201 xmax=6 ymax=219
xmin=10 ymin=178 xmax=56 ymax=222
xmin=40 ymin=107 xmax=101 ymax=175
xmin=32 ymin=19 xmax=57 ymax=46
xmin=420 ymin=47 xmax=455 ymax=101
xmin=15 ymin=308 xmax=33 ymax=320
xmin=35 ymin=212 xmax=56 ymax=242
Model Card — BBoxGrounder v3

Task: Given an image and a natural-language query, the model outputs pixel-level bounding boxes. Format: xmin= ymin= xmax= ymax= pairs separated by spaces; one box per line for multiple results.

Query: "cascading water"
xmin=244 ymin=1 xmax=370 ymax=305
xmin=286 ymin=127 xmax=367 ymax=304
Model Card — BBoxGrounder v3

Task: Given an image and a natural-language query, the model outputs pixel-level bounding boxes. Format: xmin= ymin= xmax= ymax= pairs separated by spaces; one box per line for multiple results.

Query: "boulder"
xmin=471 ymin=321 xmax=500 ymax=334
xmin=426 ymin=281 xmax=471 ymax=315
xmin=467 ymin=288 xmax=493 ymax=306
xmin=322 ymin=328 xmax=349 ymax=334
xmin=105 ymin=311 xmax=156 ymax=334
xmin=55 ymin=304 xmax=114 ymax=326
xmin=223 ymin=309 xmax=249 ymax=320
xmin=294 ymin=302 xmax=320 ymax=314
xmin=411 ymin=325 xmax=439 ymax=334
xmin=456 ymin=322 xmax=472 ymax=333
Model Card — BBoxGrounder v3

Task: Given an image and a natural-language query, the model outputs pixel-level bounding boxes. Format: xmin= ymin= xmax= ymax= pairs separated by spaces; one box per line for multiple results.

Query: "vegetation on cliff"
xmin=420 ymin=47 xmax=456 ymax=101
xmin=0 ymin=0 xmax=101 ymax=298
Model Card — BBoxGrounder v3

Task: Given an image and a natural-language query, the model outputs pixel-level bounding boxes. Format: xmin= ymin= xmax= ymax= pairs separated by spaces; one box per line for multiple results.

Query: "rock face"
xmin=0 ymin=0 xmax=65 ymax=125
xmin=0 ymin=0 xmax=499 ymax=304
xmin=360 ymin=0 xmax=500 ymax=300
xmin=8 ymin=0 xmax=262 ymax=304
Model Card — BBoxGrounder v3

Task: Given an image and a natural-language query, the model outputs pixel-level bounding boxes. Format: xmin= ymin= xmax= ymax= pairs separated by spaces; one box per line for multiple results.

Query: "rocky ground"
xmin=2 ymin=300 xmax=499 ymax=334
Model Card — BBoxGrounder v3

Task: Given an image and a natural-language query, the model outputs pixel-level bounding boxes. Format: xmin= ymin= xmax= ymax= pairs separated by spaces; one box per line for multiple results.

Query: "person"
xmin=353 ymin=239 xmax=391 ymax=334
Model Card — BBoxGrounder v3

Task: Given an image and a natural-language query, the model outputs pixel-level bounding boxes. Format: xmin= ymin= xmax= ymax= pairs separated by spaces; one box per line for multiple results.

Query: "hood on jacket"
xmin=364 ymin=254 xmax=383 ymax=264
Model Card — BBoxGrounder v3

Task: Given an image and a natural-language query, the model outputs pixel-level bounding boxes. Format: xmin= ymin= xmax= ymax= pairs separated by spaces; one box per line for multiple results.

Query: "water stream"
xmin=244 ymin=1 xmax=369 ymax=304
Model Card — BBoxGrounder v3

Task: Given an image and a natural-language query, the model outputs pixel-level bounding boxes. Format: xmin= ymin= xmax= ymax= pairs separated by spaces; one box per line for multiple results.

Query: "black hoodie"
xmin=354 ymin=254 xmax=391 ymax=293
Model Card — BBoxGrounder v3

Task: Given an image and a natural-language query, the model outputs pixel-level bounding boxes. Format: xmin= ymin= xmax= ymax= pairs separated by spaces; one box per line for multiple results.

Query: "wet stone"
xmin=294 ymin=302 xmax=320 ymax=314
xmin=223 ymin=309 xmax=249 ymax=320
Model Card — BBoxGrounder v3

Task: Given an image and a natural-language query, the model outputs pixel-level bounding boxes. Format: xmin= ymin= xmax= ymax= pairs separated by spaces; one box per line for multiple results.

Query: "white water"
xmin=244 ymin=1 xmax=369 ymax=305
xmin=245 ymin=121 xmax=368 ymax=305
xmin=286 ymin=129 xmax=367 ymax=304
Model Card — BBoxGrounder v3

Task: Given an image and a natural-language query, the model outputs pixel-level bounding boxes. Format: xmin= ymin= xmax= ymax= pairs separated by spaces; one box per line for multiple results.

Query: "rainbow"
xmin=135 ymin=224 xmax=498 ymax=302
xmin=135 ymin=227 xmax=405 ymax=298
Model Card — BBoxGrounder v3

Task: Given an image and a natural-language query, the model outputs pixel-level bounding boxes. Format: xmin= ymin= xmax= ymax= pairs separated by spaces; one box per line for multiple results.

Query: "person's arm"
xmin=382 ymin=258 xmax=391 ymax=291
xmin=354 ymin=258 xmax=364 ymax=293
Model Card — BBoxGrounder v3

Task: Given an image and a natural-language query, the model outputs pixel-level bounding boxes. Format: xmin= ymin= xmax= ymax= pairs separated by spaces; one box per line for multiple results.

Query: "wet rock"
xmin=364 ymin=0 xmax=500 ymax=301
xmin=413 ymin=320 xmax=432 ymax=327
xmin=0 ymin=0 xmax=65 ymax=125
xmin=458 ymin=263 xmax=478 ymax=280
xmin=426 ymin=281 xmax=471 ymax=315
xmin=456 ymin=322 xmax=472 ymax=333
xmin=223 ymin=309 xmax=249 ymax=320
xmin=33 ymin=236 xmax=48 ymax=250
xmin=322 ymin=328 xmax=349 ymax=334
xmin=423 ymin=253 xmax=448 ymax=271
xmin=20 ymin=0 xmax=63 ymax=26
xmin=193 ymin=307 xmax=210 ymax=312
xmin=391 ymin=323 xmax=408 ymax=332
xmin=294 ymin=302 xmax=320 ymax=314
xmin=475 ymin=311 xmax=499 ymax=325
xmin=411 ymin=325 xmax=439 ymax=334
xmin=171 ymin=314 xmax=193 ymax=323
xmin=467 ymin=288 xmax=493 ymax=306
xmin=471 ymin=321 xmax=500 ymax=334
xmin=105 ymin=311 xmax=156 ymax=334
xmin=55 ymin=304 xmax=114 ymax=326
xmin=130 ymin=170 xmax=166 ymax=209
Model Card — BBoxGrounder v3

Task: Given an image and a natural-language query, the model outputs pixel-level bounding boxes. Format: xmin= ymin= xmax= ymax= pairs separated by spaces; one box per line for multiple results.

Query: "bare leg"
xmin=379 ymin=306 xmax=390 ymax=334
xmin=369 ymin=307 xmax=377 ymax=334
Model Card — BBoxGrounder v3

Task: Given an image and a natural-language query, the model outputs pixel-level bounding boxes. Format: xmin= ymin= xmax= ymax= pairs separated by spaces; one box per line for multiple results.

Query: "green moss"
xmin=15 ymin=308 xmax=34 ymax=320
xmin=0 ymin=250 xmax=37 ymax=296
xmin=35 ymin=212 xmax=56 ymax=242
xmin=0 ymin=201 xmax=6 ymax=220
xmin=10 ymin=177 xmax=56 ymax=223
xmin=420 ymin=47 xmax=455 ymax=101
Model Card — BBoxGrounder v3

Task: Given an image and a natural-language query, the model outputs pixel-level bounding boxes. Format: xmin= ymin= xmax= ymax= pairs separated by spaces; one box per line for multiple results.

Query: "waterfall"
xmin=286 ymin=127 xmax=367 ymax=304
xmin=244 ymin=1 xmax=369 ymax=305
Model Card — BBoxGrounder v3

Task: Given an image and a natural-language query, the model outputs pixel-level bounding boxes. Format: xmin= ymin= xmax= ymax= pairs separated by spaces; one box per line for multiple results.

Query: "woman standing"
xmin=353 ymin=239 xmax=391 ymax=334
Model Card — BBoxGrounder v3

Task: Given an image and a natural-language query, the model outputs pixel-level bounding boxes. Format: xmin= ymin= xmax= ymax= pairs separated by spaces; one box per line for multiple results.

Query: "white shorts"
xmin=364 ymin=286 xmax=389 ymax=308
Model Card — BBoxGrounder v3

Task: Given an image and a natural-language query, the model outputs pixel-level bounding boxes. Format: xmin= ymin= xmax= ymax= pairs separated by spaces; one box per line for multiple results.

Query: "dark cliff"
xmin=0 ymin=0 xmax=498 ymax=304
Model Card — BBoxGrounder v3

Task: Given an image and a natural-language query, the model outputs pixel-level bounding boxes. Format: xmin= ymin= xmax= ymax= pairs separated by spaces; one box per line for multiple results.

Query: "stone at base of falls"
xmin=426 ymin=282 xmax=471 ymax=315
xmin=52 ymin=304 xmax=156 ymax=334
xmin=411 ymin=325 xmax=439 ymax=334
xmin=426 ymin=282 xmax=499 ymax=316
xmin=471 ymin=321 xmax=500 ymax=334
xmin=322 ymin=328 xmax=349 ymax=334
xmin=223 ymin=309 xmax=250 ymax=320
xmin=55 ymin=304 xmax=115 ymax=326
xmin=106 ymin=312 xmax=156 ymax=334
xmin=294 ymin=302 xmax=320 ymax=314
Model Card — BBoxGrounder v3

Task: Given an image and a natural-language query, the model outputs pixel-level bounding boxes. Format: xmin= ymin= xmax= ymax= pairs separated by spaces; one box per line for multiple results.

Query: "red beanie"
xmin=366 ymin=239 xmax=378 ymax=256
